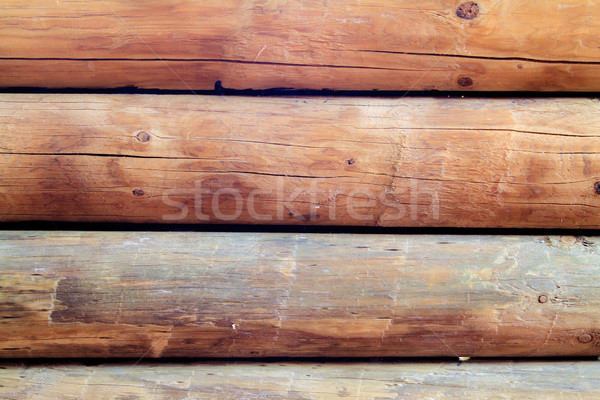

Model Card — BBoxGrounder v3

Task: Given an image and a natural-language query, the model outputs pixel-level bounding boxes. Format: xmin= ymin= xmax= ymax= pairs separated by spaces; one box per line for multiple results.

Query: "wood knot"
xmin=594 ymin=181 xmax=600 ymax=194
xmin=538 ymin=295 xmax=548 ymax=304
xmin=578 ymin=333 xmax=593 ymax=343
xmin=136 ymin=131 xmax=151 ymax=142
xmin=132 ymin=189 xmax=145 ymax=197
xmin=458 ymin=77 xmax=474 ymax=87
xmin=456 ymin=2 xmax=479 ymax=19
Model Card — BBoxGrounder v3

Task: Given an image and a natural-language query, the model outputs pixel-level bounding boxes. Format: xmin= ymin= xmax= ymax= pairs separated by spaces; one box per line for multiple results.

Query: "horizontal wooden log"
xmin=1 ymin=0 xmax=600 ymax=91
xmin=2 ymin=361 xmax=600 ymax=399
xmin=1 ymin=231 xmax=599 ymax=358
xmin=2 ymin=95 xmax=600 ymax=228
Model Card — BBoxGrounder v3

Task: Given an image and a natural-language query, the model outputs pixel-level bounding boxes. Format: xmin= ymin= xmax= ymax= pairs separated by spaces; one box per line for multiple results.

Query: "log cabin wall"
xmin=0 ymin=1 xmax=599 ymax=398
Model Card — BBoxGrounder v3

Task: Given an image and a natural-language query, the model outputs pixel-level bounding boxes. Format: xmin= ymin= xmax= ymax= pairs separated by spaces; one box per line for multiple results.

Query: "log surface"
xmin=2 ymin=94 xmax=600 ymax=228
xmin=1 ymin=360 xmax=599 ymax=399
xmin=1 ymin=0 xmax=600 ymax=91
xmin=1 ymin=231 xmax=599 ymax=358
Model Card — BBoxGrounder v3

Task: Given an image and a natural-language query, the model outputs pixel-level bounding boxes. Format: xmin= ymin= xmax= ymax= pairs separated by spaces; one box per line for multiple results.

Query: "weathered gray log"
xmin=1 ymin=360 xmax=599 ymax=399
xmin=1 ymin=231 xmax=599 ymax=358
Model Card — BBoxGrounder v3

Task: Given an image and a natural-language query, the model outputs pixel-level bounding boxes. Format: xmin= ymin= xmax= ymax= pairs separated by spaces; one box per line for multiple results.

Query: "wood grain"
xmin=1 ymin=231 xmax=599 ymax=358
xmin=2 ymin=360 xmax=600 ymax=399
xmin=1 ymin=0 xmax=599 ymax=91
xmin=2 ymin=94 xmax=600 ymax=228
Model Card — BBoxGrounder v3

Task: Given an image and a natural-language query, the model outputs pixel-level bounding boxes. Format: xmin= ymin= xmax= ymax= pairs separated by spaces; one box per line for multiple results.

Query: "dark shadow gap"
xmin=1 ymin=356 xmax=598 ymax=366
xmin=1 ymin=85 xmax=599 ymax=99
xmin=0 ymin=221 xmax=598 ymax=236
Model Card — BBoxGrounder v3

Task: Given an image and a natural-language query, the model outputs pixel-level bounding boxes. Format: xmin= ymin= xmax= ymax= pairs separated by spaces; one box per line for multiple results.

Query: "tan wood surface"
xmin=1 ymin=360 xmax=600 ymax=399
xmin=1 ymin=0 xmax=599 ymax=91
xmin=1 ymin=231 xmax=599 ymax=358
xmin=1 ymin=94 xmax=600 ymax=228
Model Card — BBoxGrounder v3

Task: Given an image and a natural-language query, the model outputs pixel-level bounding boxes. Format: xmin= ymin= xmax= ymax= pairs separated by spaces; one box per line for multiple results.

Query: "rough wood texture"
xmin=1 ymin=231 xmax=599 ymax=358
xmin=1 ymin=0 xmax=600 ymax=91
xmin=2 ymin=360 xmax=600 ymax=399
xmin=2 ymin=94 xmax=600 ymax=228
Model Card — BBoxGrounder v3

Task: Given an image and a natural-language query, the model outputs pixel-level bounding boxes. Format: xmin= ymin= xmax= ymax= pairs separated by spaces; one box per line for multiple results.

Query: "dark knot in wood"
xmin=457 ymin=2 xmax=479 ymax=19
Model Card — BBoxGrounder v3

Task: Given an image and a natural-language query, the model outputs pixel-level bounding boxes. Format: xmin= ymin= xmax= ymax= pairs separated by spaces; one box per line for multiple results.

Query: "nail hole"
xmin=132 ymin=189 xmax=145 ymax=197
xmin=594 ymin=181 xmax=600 ymax=194
xmin=538 ymin=295 xmax=548 ymax=303
xmin=456 ymin=2 xmax=479 ymax=19
xmin=347 ymin=159 xmax=355 ymax=165
xmin=136 ymin=131 xmax=151 ymax=142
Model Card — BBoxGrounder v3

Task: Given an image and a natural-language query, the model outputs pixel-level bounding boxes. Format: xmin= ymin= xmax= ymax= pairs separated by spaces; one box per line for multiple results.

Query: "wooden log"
xmin=2 ymin=361 xmax=600 ymax=399
xmin=1 ymin=231 xmax=599 ymax=358
xmin=1 ymin=0 xmax=599 ymax=91
xmin=1 ymin=94 xmax=600 ymax=228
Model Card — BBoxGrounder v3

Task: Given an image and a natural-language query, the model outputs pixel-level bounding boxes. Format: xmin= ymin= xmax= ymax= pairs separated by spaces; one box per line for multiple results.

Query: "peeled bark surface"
xmin=1 ymin=94 xmax=600 ymax=228
xmin=1 ymin=231 xmax=599 ymax=358
xmin=1 ymin=0 xmax=600 ymax=91
xmin=1 ymin=360 xmax=599 ymax=399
